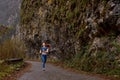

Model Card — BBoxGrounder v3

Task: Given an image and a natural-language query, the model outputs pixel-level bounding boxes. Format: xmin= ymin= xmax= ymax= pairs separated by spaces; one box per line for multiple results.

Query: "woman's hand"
xmin=39 ymin=50 xmax=41 ymax=54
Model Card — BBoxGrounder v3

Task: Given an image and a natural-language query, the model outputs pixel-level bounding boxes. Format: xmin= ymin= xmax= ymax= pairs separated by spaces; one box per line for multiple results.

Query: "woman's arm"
xmin=39 ymin=50 xmax=41 ymax=54
xmin=46 ymin=48 xmax=49 ymax=53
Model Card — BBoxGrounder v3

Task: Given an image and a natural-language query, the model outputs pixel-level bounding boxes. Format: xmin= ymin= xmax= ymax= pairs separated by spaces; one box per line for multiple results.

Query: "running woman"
xmin=40 ymin=42 xmax=49 ymax=71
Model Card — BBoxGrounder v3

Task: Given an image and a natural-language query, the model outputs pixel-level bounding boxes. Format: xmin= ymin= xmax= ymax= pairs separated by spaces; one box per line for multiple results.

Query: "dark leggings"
xmin=41 ymin=55 xmax=47 ymax=68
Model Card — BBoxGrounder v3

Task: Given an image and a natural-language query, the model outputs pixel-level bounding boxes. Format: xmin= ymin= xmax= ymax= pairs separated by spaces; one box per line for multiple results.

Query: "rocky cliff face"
xmin=0 ymin=0 xmax=22 ymax=26
xmin=20 ymin=0 xmax=120 ymax=74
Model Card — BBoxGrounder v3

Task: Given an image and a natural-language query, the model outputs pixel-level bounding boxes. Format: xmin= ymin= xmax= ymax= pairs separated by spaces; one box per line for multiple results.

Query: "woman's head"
xmin=42 ymin=42 xmax=46 ymax=47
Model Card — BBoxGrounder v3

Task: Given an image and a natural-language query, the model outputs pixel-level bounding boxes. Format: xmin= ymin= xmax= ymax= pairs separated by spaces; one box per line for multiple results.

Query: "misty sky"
xmin=0 ymin=0 xmax=22 ymax=26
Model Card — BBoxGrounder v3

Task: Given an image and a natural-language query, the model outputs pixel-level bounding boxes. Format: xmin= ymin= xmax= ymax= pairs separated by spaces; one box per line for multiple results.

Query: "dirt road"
xmin=18 ymin=61 xmax=104 ymax=80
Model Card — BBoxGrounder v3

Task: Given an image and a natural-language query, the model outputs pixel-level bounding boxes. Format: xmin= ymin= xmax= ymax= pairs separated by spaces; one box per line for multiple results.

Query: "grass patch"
xmin=0 ymin=61 xmax=24 ymax=80
xmin=106 ymin=68 xmax=120 ymax=78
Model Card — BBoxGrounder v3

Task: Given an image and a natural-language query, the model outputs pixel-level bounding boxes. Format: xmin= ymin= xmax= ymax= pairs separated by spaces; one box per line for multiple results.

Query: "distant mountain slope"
xmin=0 ymin=0 xmax=22 ymax=26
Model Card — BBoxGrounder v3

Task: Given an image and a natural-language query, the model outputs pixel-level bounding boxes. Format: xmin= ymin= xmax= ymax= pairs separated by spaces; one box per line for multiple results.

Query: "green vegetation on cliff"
xmin=20 ymin=0 xmax=41 ymax=25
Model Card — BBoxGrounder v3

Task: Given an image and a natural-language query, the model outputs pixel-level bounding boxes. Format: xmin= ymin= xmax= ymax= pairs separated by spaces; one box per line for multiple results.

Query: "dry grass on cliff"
xmin=0 ymin=37 xmax=26 ymax=60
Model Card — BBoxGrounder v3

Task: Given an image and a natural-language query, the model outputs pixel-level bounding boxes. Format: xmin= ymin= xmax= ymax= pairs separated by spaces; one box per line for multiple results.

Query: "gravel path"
xmin=18 ymin=61 xmax=104 ymax=80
